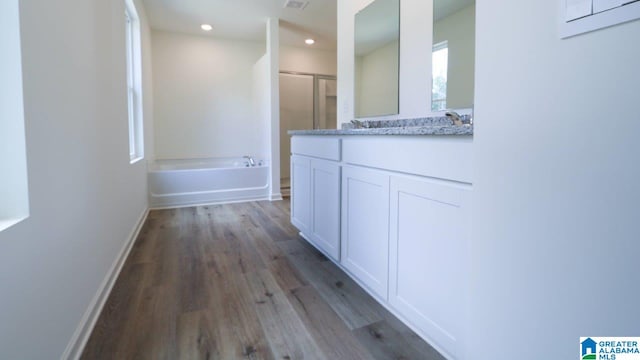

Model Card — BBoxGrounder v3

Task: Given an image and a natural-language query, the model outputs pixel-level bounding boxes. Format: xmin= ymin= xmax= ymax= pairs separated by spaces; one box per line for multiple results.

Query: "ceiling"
xmin=354 ymin=0 xmax=399 ymax=56
xmin=140 ymin=0 xmax=473 ymax=50
xmin=141 ymin=0 xmax=338 ymax=50
xmin=434 ymin=0 xmax=475 ymax=21
xmin=353 ymin=0 xmax=474 ymax=56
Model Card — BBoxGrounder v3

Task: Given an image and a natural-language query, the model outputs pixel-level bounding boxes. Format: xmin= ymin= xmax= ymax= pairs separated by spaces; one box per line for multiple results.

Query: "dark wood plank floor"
xmin=81 ymin=200 xmax=445 ymax=360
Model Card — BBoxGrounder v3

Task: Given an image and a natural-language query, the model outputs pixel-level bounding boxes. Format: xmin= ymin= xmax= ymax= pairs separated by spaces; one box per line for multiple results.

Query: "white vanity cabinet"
xmin=339 ymin=136 xmax=472 ymax=358
xmin=290 ymin=155 xmax=312 ymax=235
xmin=290 ymin=134 xmax=472 ymax=360
xmin=340 ymin=165 xmax=390 ymax=300
xmin=309 ymin=159 xmax=341 ymax=260
xmin=290 ymin=137 xmax=342 ymax=261
xmin=388 ymin=175 xmax=471 ymax=359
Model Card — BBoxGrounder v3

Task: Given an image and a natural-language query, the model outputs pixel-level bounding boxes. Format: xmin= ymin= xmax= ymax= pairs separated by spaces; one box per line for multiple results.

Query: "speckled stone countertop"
xmin=288 ymin=116 xmax=473 ymax=136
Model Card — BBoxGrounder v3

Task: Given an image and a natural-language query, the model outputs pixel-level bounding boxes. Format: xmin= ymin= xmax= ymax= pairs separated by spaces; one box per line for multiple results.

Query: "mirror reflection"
xmin=432 ymin=0 xmax=475 ymax=111
xmin=354 ymin=0 xmax=400 ymax=118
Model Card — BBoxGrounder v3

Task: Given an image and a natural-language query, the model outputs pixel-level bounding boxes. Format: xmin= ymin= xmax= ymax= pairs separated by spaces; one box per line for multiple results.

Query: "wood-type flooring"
xmin=81 ymin=200 xmax=445 ymax=360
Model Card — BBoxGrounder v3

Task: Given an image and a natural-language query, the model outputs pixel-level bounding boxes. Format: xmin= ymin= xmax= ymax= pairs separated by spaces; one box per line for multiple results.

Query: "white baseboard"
xmin=61 ymin=208 xmax=149 ymax=360
xmin=270 ymin=192 xmax=283 ymax=201
xmin=149 ymin=187 xmax=269 ymax=209
xmin=149 ymin=196 xmax=270 ymax=210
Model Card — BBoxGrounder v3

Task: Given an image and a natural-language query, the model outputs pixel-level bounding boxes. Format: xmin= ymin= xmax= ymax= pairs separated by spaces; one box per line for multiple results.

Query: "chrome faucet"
xmin=243 ymin=156 xmax=256 ymax=167
xmin=445 ymin=110 xmax=464 ymax=126
xmin=350 ymin=119 xmax=366 ymax=129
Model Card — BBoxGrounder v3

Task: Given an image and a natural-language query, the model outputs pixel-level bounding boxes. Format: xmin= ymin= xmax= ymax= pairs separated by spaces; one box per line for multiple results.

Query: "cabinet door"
xmin=290 ymin=155 xmax=311 ymax=234
xmin=341 ymin=166 xmax=390 ymax=300
xmin=389 ymin=175 xmax=471 ymax=359
xmin=310 ymin=159 xmax=341 ymax=261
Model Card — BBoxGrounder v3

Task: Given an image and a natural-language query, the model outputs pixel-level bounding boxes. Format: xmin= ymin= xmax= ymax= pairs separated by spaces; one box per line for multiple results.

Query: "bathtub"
xmin=148 ymin=157 xmax=270 ymax=208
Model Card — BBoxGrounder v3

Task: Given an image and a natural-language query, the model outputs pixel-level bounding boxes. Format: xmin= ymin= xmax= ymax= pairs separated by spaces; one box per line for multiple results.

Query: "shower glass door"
xmin=280 ymin=73 xmax=314 ymax=195
xmin=317 ymin=77 xmax=337 ymax=130
xmin=279 ymin=73 xmax=337 ymax=196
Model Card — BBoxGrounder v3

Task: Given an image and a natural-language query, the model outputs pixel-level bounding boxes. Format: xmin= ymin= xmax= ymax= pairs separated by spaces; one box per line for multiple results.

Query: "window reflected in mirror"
xmin=431 ymin=41 xmax=449 ymax=111
xmin=432 ymin=0 xmax=475 ymax=111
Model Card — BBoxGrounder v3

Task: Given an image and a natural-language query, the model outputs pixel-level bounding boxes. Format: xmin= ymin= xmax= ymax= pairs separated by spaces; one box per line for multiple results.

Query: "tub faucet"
xmin=243 ymin=156 xmax=256 ymax=167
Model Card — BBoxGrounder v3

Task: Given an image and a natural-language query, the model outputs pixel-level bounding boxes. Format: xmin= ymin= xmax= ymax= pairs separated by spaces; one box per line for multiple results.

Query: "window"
xmin=431 ymin=41 xmax=449 ymax=112
xmin=1 ymin=0 xmax=30 ymax=232
xmin=125 ymin=0 xmax=144 ymax=162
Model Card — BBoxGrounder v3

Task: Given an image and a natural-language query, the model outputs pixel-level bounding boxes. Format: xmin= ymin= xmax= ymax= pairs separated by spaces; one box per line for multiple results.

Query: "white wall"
xmin=0 ymin=0 xmax=154 ymax=358
xmin=338 ymin=0 xmax=432 ymax=125
xmin=253 ymin=54 xmax=271 ymax=163
xmin=0 ymin=0 xmax=29 ymax=227
xmin=470 ymin=2 xmax=640 ymax=359
xmin=433 ymin=4 xmax=475 ymax=109
xmin=355 ymin=40 xmax=399 ymax=117
xmin=267 ymin=18 xmax=282 ymax=200
xmin=280 ymin=45 xmax=337 ymax=75
xmin=152 ymin=31 xmax=266 ymax=159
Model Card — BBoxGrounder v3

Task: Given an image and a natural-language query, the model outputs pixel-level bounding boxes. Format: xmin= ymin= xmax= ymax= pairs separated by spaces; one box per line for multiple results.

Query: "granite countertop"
xmin=288 ymin=116 xmax=473 ymax=136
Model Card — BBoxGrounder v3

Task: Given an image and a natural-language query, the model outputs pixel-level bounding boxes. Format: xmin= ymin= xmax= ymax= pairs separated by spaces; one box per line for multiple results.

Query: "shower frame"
xmin=279 ymin=71 xmax=337 ymax=130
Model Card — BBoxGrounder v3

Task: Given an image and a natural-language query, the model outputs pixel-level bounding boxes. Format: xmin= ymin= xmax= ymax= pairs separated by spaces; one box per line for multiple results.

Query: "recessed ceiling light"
xmin=284 ymin=0 xmax=310 ymax=10
xmin=305 ymin=38 xmax=315 ymax=45
xmin=201 ymin=24 xmax=213 ymax=31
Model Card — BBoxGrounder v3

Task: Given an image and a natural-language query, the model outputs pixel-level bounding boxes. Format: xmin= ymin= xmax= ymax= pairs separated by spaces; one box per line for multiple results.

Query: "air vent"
xmin=283 ymin=0 xmax=309 ymax=10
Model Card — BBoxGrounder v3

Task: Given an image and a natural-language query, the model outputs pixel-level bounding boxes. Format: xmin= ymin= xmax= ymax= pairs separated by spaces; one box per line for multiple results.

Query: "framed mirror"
xmin=432 ymin=0 xmax=475 ymax=112
xmin=354 ymin=0 xmax=400 ymax=118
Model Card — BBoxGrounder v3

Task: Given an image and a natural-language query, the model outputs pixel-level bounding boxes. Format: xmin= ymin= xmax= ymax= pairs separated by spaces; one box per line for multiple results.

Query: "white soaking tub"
xmin=148 ymin=157 xmax=269 ymax=208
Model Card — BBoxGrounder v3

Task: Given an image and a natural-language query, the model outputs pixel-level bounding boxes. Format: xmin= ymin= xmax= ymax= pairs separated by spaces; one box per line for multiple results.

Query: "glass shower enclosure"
xmin=279 ymin=72 xmax=337 ymax=196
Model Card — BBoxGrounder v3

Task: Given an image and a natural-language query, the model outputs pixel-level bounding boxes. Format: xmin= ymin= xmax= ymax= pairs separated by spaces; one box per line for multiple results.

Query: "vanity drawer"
xmin=291 ymin=136 xmax=341 ymax=161
xmin=342 ymin=136 xmax=472 ymax=183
